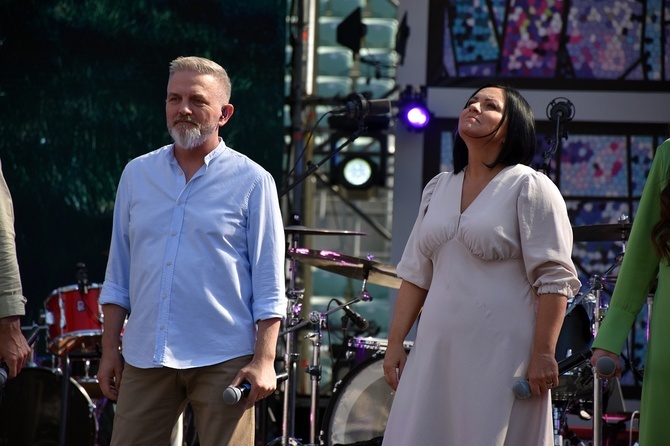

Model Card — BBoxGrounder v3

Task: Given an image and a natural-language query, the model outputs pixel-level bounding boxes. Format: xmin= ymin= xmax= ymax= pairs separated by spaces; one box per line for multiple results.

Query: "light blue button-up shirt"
xmin=99 ymin=140 xmax=286 ymax=369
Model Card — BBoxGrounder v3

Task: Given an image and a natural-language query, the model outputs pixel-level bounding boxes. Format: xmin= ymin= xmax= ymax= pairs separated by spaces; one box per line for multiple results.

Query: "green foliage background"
xmin=0 ymin=0 xmax=286 ymax=322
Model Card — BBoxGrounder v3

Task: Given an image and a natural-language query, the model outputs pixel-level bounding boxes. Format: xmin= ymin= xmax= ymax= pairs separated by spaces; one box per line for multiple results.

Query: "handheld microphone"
xmin=331 ymin=94 xmax=392 ymax=120
xmin=0 ymin=365 xmax=8 ymax=387
xmin=335 ymin=299 xmax=369 ymax=330
xmin=593 ymin=356 xmax=617 ymax=378
xmin=222 ymin=372 xmax=289 ymax=405
xmin=223 ymin=382 xmax=251 ymax=405
xmin=513 ymin=350 xmax=615 ymax=399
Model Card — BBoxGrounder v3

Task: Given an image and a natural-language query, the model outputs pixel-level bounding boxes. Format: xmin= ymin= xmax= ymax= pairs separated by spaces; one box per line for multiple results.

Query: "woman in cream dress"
xmin=382 ymin=85 xmax=581 ymax=446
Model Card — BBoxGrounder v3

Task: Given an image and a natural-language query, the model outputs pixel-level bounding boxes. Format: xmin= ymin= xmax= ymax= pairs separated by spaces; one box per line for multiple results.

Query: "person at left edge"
xmin=96 ymin=56 xmax=287 ymax=445
xmin=0 ymin=161 xmax=31 ymax=380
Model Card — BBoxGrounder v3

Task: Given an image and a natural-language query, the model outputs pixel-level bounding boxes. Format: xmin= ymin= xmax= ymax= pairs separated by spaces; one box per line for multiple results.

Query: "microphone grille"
xmin=595 ymin=356 xmax=617 ymax=378
xmin=222 ymin=386 xmax=242 ymax=405
xmin=512 ymin=380 xmax=531 ymax=399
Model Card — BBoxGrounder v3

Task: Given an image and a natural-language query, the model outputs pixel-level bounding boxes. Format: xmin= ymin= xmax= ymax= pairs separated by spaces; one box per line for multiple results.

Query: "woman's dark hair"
xmin=453 ymin=83 xmax=536 ymax=174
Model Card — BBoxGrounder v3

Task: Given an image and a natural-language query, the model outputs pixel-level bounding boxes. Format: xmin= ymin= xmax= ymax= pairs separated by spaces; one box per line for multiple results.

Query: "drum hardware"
xmin=276 ymin=291 xmax=373 ymax=446
xmin=589 ymin=272 xmax=607 ymax=446
xmin=572 ymin=221 xmax=631 ymax=243
xmin=287 ymin=248 xmax=401 ymax=289
xmin=0 ymin=323 xmax=99 ymax=446
xmin=285 ymin=226 xmax=368 ymax=237
xmin=0 ymin=366 xmax=98 ymax=446
xmin=320 ymin=339 xmax=413 ymax=446
xmin=275 ymin=234 xmax=378 ymax=445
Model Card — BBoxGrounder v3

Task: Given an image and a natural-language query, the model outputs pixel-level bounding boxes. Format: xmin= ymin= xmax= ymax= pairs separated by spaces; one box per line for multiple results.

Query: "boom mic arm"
xmin=539 ymin=97 xmax=575 ymax=176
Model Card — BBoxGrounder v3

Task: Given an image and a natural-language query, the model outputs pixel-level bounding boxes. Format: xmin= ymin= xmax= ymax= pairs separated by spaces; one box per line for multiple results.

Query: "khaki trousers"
xmin=111 ymin=355 xmax=254 ymax=446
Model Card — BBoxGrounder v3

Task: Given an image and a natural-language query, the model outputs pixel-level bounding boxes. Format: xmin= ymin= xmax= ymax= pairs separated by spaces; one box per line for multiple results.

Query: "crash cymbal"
xmin=572 ymin=223 xmax=631 ymax=242
xmin=287 ymin=247 xmax=401 ymax=289
xmin=284 ymin=225 xmax=367 ymax=237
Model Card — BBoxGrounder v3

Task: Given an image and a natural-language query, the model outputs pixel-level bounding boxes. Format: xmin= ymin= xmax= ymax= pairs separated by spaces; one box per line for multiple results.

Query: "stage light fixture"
xmin=398 ymin=86 xmax=431 ymax=131
xmin=338 ymin=154 xmax=379 ymax=190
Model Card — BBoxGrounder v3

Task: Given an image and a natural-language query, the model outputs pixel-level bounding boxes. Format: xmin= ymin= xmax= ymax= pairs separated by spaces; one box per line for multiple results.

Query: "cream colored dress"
xmin=382 ymin=165 xmax=580 ymax=446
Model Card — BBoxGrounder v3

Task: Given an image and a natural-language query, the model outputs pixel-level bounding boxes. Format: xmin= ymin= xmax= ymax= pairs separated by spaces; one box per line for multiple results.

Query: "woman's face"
xmin=458 ymin=87 xmax=507 ymax=145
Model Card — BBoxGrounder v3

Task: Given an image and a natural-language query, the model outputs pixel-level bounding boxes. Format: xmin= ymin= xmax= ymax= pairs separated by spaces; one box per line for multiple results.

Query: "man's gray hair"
xmin=169 ymin=56 xmax=231 ymax=103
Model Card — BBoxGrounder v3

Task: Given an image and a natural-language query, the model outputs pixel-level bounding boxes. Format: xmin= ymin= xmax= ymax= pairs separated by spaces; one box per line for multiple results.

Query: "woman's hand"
xmin=383 ymin=343 xmax=408 ymax=391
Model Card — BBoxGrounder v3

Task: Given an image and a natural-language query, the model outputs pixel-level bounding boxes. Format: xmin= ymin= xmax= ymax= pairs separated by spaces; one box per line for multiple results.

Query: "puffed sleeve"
xmin=518 ymin=171 xmax=581 ymax=297
xmin=395 ymin=173 xmax=443 ymax=290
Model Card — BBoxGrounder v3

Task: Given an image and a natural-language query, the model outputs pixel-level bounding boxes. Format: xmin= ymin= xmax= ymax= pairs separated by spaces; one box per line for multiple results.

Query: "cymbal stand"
xmin=277 ymin=283 xmax=372 ymax=446
xmin=304 ymin=311 xmax=323 ymax=445
xmin=273 ymin=249 xmax=305 ymax=446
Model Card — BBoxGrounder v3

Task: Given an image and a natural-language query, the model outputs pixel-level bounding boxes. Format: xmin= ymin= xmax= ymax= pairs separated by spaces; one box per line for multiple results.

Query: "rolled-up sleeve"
xmin=99 ymin=169 xmax=132 ymax=311
xmin=247 ymin=172 xmax=286 ymax=321
xmin=0 ymin=163 xmax=26 ymax=318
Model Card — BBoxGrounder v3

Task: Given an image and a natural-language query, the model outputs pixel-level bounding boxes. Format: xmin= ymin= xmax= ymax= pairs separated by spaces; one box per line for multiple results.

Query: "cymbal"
xmin=287 ymin=247 xmax=401 ymax=289
xmin=572 ymin=223 xmax=631 ymax=242
xmin=284 ymin=225 xmax=367 ymax=237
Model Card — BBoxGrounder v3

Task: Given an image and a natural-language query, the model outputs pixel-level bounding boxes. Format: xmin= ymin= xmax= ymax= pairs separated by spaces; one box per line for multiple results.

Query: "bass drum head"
xmin=0 ymin=367 xmax=97 ymax=446
xmin=321 ymin=354 xmax=393 ymax=446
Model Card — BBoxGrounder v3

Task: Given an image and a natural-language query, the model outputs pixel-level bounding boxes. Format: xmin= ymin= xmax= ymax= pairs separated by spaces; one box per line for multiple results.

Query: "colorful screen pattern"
xmin=439 ymin=0 xmax=669 ymax=82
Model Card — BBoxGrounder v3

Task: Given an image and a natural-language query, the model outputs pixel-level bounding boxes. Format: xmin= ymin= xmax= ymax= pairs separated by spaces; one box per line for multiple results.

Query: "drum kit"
xmin=552 ymin=216 xmax=643 ymax=446
xmin=270 ymin=225 xmax=401 ymax=446
xmin=276 ymin=218 xmax=642 ymax=446
xmin=0 ymin=263 xmax=112 ymax=446
xmin=0 ymin=217 xmax=643 ymax=446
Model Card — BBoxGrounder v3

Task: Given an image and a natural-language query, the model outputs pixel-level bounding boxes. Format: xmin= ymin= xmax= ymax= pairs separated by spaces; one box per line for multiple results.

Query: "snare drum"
xmin=347 ymin=336 xmax=413 ymax=367
xmin=44 ymin=283 xmax=103 ymax=355
xmin=0 ymin=367 xmax=97 ymax=445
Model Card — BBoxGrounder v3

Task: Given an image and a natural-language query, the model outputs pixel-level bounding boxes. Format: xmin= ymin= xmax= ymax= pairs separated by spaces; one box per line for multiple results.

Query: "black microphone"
xmin=546 ymin=97 xmax=575 ymax=123
xmin=335 ymin=299 xmax=369 ymax=330
xmin=222 ymin=372 xmax=289 ymax=405
xmin=0 ymin=365 xmax=7 ymax=387
xmin=513 ymin=349 xmax=614 ymax=399
xmin=331 ymin=94 xmax=392 ymax=120
xmin=223 ymin=382 xmax=251 ymax=405
xmin=594 ymin=356 xmax=617 ymax=378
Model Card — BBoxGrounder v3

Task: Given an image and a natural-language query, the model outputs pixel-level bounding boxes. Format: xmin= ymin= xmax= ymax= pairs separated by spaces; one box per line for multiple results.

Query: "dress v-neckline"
xmin=459 ymin=166 xmax=508 ymax=214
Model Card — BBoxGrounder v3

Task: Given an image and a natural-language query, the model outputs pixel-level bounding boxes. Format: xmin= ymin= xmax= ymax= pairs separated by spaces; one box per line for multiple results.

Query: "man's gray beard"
xmin=170 ymin=123 xmax=217 ymax=150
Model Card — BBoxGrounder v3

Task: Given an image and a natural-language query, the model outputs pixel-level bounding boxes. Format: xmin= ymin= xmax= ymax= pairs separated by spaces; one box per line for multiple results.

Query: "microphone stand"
xmin=539 ymin=98 xmax=574 ymax=177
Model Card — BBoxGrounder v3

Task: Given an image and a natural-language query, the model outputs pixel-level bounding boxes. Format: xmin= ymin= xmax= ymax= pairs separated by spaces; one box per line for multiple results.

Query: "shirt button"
xmin=172 ymin=232 xmax=177 ymax=236
xmin=167 ymin=261 xmax=172 ymax=266
xmin=162 ymin=294 xmax=167 ymax=299
xmin=160 ymin=325 xmax=165 ymax=330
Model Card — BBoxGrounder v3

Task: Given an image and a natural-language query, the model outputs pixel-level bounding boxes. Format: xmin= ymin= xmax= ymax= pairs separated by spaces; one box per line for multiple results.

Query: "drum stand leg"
xmin=276 ymin=294 xmax=303 ymax=446
xmin=304 ymin=312 xmax=324 ymax=445
xmin=269 ymin=243 xmax=305 ymax=446
xmin=59 ymin=353 xmax=71 ymax=446
xmin=590 ymin=274 xmax=605 ymax=446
